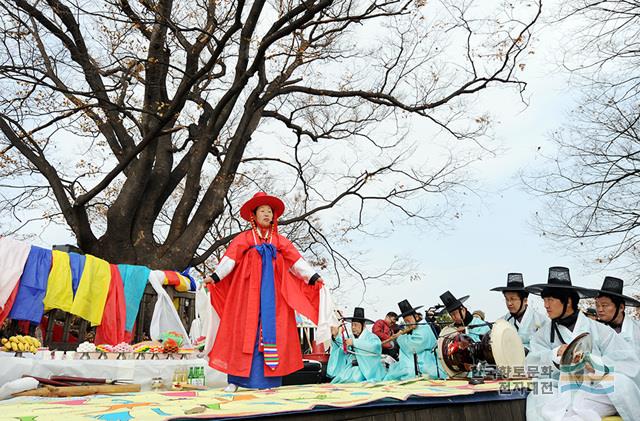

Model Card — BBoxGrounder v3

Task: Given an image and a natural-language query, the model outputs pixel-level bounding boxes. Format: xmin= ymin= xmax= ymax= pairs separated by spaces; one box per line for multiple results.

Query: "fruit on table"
xmin=2 ymin=335 xmax=41 ymax=353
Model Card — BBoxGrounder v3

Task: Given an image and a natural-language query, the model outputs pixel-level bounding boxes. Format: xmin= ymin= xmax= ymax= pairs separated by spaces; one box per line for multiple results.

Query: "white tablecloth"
xmin=0 ymin=355 xmax=226 ymax=390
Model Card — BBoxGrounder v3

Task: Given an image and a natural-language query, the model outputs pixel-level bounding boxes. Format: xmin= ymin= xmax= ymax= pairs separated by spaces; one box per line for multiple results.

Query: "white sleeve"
xmin=214 ymin=256 xmax=236 ymax=281
xmin=289 ymin=257 xmax=318 ymax=284
xmin=316 ymin=285 xmax=340 ymax=348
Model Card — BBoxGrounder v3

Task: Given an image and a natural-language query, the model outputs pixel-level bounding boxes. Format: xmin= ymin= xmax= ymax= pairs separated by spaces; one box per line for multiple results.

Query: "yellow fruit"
xmin=1 ymin=338 xmax=7 ymax=344
xmin=9 ymin=336 xmax=17 ymax=343
xmin=17 ymin=343 xmax=25 ymax=352
xmin=3 ymin=342 xmax=10 ymax=351
xmin=11 ymin=342 xmax=18 ymax=352
xmin=16 ymin=335 xmax=23 ymax=341
xmin=30 ymin=346 xmax=36 ymax=353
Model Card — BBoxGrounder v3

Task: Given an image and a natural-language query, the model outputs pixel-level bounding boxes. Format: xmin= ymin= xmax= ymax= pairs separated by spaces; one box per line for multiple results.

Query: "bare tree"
xmin=0 ymin=0 xmax=541 ymax=287
xmin=530 ymin=1 xmax=640 ymax=280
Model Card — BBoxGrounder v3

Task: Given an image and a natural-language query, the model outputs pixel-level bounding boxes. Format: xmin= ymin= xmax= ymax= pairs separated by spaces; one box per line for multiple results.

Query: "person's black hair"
xmin=386 ymin=311 xmax=398 ymax=319
xmin=541 ymin=287 xmax=579 ymax=312
xmin=502 ymin=290 xmax=529 ymax=300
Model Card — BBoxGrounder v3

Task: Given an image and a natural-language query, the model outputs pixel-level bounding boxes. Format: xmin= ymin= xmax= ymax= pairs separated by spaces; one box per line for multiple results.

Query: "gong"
xmin=560 ymin=332 xmax=592 ymax=367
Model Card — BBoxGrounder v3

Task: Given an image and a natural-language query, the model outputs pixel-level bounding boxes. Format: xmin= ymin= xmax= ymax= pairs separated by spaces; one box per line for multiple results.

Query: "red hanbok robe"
xmin=207 ymin=230 xmax=321 ymax=377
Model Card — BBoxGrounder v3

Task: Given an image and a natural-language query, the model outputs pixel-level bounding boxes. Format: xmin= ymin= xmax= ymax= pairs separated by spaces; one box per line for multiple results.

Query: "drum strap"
xmin=413 ymin=353 xmax=420 ymax=376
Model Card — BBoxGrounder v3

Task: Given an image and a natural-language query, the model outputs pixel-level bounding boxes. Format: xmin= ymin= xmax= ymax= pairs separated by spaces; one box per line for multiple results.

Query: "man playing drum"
xmin=440 ymin=291 xmax=490 ymax=341
xmin=490 ymin=272 xmax=547 ymax=353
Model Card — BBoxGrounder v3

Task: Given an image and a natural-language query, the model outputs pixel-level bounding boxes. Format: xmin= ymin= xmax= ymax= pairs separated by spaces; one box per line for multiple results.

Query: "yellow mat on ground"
xmin=0 ymin=379 xmax=526 ymax=420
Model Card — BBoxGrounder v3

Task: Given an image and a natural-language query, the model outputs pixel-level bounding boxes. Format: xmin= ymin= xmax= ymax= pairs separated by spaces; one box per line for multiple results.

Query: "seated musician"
xmin=490 ymin=272 xmax=547 ymax=353
xmin=327 ymin=307 xmax=386 ymax=383
xmin=384 ymin=299 xmax=447 ymax=381
xmin=592 ymin=276 xmax=640 ymax=351
xmin=372 ymin=311 xmax=399 ymax=360
xmin=525 ymin=266 xmax=640 ymax=421
xmin=440 ymin=291 xmax=490 ymax=340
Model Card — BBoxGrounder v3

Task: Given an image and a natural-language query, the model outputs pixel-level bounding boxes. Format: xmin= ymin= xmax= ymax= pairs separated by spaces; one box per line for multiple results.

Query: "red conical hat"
xmin=239 ymin=192 xmax=285 ymax=222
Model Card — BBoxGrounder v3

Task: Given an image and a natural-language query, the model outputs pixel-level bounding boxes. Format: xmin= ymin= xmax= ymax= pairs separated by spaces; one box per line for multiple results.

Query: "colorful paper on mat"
xmin=0 ymin=379 xmax=528 ymax=420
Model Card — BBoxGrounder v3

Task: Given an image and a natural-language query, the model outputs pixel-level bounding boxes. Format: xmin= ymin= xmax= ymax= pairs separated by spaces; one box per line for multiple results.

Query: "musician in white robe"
xmin=490 ymin=272 xmax=547 ymax=353
xmin=525 ymin=266 xmax=640 ymax=421
xmin=591 ymin=276 xmax=640 ymax=351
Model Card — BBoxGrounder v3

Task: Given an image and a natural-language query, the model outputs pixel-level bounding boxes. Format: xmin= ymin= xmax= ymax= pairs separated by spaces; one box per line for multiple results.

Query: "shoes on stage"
xmin=223 ymin=383 xmax=238 ymax=393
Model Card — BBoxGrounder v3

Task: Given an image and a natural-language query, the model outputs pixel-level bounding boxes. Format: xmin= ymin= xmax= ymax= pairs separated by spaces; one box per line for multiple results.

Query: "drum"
xmin=436 ymin=326 xmax=475 ymax=377
xmin=437 ymin=319 xmax=525 ymax=378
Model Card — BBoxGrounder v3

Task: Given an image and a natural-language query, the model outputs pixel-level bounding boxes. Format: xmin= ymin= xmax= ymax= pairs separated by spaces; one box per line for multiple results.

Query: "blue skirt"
xmin=228 ymin=327 xmax=282 ymax=389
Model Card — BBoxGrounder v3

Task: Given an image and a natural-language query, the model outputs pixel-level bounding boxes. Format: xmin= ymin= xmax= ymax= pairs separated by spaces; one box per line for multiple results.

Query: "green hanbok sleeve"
xmin=467 ymin=317 xmax=490 ymax=341
xmin=396 ymin=325 xmax=432 ymax=353
xmin=353 ymin=330 xmax=385 ymax=382
xmin=327 ymin=335 xmax=348 ymax=380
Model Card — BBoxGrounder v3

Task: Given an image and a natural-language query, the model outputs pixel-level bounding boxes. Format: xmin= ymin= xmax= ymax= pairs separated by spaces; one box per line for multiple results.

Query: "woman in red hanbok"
xmin=204 ymin=192 xmax=324 ymax=391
